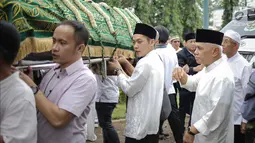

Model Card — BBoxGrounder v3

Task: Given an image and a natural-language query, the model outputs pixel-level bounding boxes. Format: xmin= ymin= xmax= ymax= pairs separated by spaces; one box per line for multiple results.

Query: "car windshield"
xmin=221 ymin=8 xmax=255 ymax=37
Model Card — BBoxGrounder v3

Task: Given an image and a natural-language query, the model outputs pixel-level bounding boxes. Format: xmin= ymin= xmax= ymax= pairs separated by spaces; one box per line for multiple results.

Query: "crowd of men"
xmin=0 ymin=19 xmax=255 ymax=143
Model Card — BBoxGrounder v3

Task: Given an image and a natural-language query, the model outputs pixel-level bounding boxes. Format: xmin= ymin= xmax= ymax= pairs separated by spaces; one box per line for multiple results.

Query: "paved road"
xmin=88 ymin=120 xmax=177 ymax=143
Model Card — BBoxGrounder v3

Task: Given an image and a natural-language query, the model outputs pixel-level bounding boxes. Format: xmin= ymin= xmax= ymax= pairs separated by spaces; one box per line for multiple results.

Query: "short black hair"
xmin=0 ymin=21 xmax=20 ymax=65
xmin=57 ymin=20 xmax=90 ymax=46
xmin=154 ymin=25 xmax=169 ymax=44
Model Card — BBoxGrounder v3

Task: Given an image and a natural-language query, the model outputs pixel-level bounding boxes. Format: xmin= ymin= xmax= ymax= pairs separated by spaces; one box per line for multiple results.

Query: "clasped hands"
xmin=172 ymin=66 xmax=188 ymax=85
xmin=107 ymin=55 xmax=129 ymax=75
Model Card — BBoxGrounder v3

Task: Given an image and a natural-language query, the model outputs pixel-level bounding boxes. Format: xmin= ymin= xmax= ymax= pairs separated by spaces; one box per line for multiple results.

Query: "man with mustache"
xmin=173 ymin=29 xmax=235 ymax=143
xmin=177 ymin=32 xmax=204 ymax=135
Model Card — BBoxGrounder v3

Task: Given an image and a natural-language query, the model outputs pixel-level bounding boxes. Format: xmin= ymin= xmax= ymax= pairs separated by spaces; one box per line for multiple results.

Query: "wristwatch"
xmin=188 ymin=126 xmax=196 ymax=136
xmin=31 ymin=86 xmax=39 ymax=95
xmin=113 ymin=68 xmax=123 ymax=75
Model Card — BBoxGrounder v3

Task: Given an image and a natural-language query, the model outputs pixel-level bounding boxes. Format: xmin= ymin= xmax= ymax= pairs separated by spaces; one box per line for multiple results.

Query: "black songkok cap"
xmin=133 ymin=23 xmax=157 ymax=39
xmin=184 ymin=32 xmax=196 ymax=41
xmin=196 ymin=29 xmax=224 ymax=45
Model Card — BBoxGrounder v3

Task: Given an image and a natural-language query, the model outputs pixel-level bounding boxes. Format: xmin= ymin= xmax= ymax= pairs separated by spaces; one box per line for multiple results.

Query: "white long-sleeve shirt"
xmin=166 ymin=44 xmax=179 ymax=94
xmin=227 ymin=52 xmax=252 ymax=124
xmin=182 ymin=58 xmax=235 ymax=143
xmin=95 ymin=75 xmax=119 ymax=103
xmin=117 ymin=50 xmax=164 ymax=140
xmin=155 ymin=44 xmax=178 ymax=94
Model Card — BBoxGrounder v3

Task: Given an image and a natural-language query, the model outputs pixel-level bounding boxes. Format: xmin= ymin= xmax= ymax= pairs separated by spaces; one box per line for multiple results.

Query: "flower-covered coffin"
xmin=0 ymin=0 xmax=141 ymax=61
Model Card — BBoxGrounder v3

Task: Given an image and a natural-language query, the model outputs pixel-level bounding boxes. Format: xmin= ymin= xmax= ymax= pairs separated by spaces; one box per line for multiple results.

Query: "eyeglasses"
xmin=173 ymin=41 xmax=180 ymax=43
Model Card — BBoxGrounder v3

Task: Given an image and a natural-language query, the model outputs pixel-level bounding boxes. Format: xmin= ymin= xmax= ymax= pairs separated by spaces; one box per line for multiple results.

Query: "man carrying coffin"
xmin=108 ymin=23 xmax=164 ymax=143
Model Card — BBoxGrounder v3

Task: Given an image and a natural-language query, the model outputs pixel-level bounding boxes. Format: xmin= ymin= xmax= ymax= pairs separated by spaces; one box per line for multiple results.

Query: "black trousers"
xmin=125 ymin=134 xmax=159 ymax=143
xmin=179 ymin=89 xmax=195 ymax=134
xmin=96 ymin=102 xmax=120 ymax=143
xmin=234 ymin=125 xmax=245 ymax=143
xmin=159 ymin=94 xmax=183 ymax=143
xmin=245 ymin=127 xmax=255 ymax=143
xmin=173 ymin=82 xmax=180 ymax=106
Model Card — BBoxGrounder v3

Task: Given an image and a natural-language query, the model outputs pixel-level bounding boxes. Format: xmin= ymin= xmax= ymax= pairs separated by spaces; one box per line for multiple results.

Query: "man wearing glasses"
xmin=170 ymin=36 xmax=182 ymax=52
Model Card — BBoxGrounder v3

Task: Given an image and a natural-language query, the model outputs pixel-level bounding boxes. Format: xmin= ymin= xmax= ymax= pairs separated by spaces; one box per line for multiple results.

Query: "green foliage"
xmin=150 ymin=0 xmax=183 ymax=37
xmin=180 ymin=0 xmax=203 ymax=37
xmin=112 ymin=90 xmax=127 ymax=119
xmin=94 ymin=0 xmax=203 ymax=40
xmin=221 ymin=0 xmax=239 ymax=28
xmin=134 ymin=0 xmax=152 ymax=24
xmin=112 ymin=103 xmax=126 ymax=119
xmin=118 ymin=89 xmax=127 ymax=104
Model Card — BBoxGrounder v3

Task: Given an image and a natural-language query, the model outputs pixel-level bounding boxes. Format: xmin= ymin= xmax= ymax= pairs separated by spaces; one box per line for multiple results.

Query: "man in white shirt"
xmin=0 ymin=21 xmax=37 ymax=143
xmin=222 ymin=30 xmax=252 ymax=143
xmin=95 ymin=75 xmax=120 ymax=143
xmin=169 ymin=36 xmax=182 ymax=52
xmin=173 ymin=29 xmax=235 ymax=143
xmin=108 ymin=23 xmax=164 ymax=143
xmin=154 ymin=25 xmax=182 ymax=143
xmin=177 ymin=32 xmax=204 ymax=135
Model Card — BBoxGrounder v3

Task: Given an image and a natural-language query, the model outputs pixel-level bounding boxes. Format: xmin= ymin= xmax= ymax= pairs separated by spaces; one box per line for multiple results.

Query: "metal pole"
xmin=16 ymin=58 xmax=111 ymax=70
xmin=203 ymin=0 xmax=209 ymax=29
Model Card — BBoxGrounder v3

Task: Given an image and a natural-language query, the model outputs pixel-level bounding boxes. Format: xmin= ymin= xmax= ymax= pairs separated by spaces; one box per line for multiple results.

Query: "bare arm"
xmin=117 ymin=55 xmax=135 ymax=76
xmin=121 ymin=61 xmax=134 ymax=76
xmin=35 ymin=91 xmax=74 ymax=128
xmin=19 ymin=72 xmax=74 ymax=128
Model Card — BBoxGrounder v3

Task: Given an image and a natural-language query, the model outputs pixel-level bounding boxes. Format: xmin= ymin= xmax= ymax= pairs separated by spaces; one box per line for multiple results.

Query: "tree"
xmin=180 ymin=0 xmax=203 ymax=37
xmin=134 ymin=0 xmax=153 ymax=24
xmin=221 ymin=0 xmax=239 ymax=28
xmin=93 ymin=0 xmax=203 ymax=40
xmin=149 ymin=0 xmax=183 ymax=37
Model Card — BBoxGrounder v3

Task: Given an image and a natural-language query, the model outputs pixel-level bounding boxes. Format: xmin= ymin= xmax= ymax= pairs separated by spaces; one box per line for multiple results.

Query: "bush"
xmin=118 ymin=89 xmax=126 ymax=104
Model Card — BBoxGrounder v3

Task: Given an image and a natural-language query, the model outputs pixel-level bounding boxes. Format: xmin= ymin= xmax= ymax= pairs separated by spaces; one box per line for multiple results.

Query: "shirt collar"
xmin=184 ymin=47 xmax=195 ymax=56
xmin=205 ymin=57 xmax=223 ymax=72
xmin=155 ymin=44 xmax=167 ymax=49
xmin=227 ymin=52 xmax=239 ymax=62
xmin=0 ymin=72 xmax=19 ymax=85
xmin=54 ymin=58 xmax=84 ymax=75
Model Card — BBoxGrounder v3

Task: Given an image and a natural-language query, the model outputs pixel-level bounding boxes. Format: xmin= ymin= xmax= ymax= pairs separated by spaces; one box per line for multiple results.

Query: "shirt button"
xmin=57 ymin=76 xmax=60 ymax=78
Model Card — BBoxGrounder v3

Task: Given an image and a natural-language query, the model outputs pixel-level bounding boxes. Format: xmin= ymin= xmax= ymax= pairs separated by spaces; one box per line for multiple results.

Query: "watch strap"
xmin=188 ymin=127 xmax=196 ymax=136
xmin=113 ymin=68 xmax=122 ymax=75
xmin=31 ymin=86 xmax=39 ymax=95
